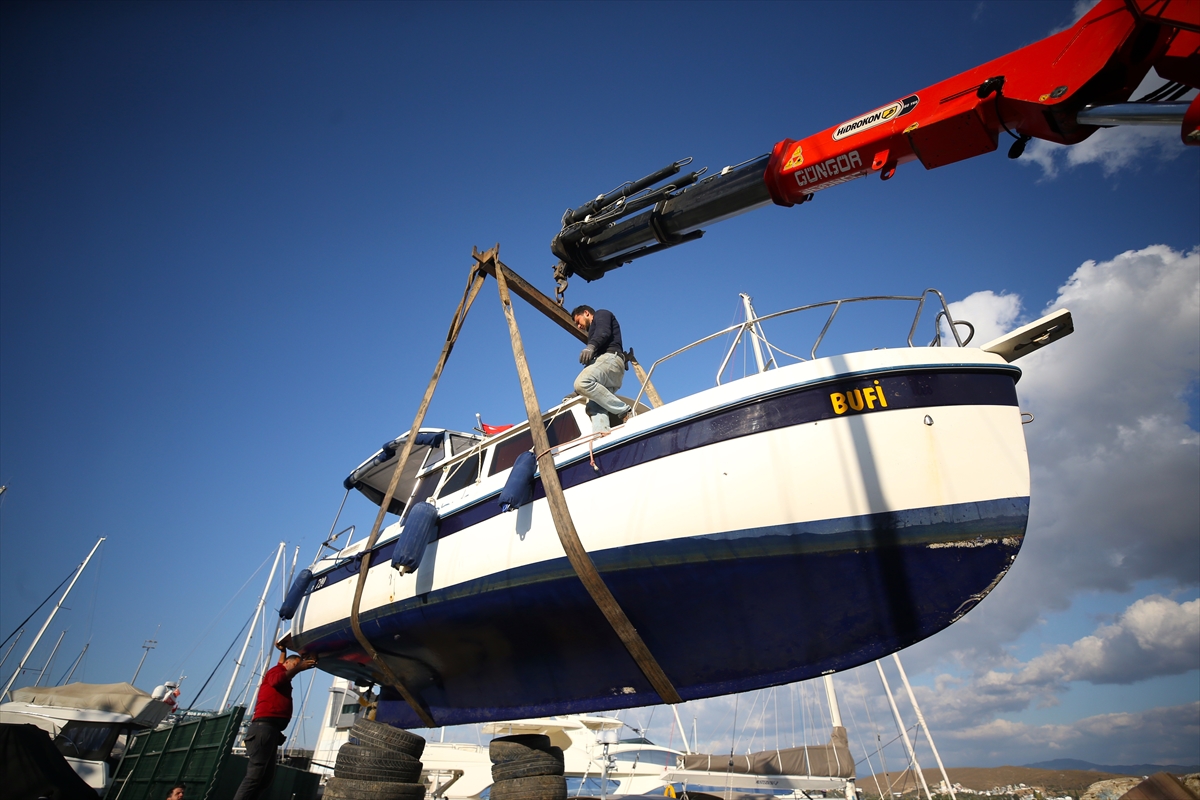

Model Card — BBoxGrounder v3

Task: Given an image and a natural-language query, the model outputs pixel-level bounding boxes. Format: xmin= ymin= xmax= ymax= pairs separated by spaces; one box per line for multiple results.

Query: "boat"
xmin=0 ymin=682 xmax=174 ymax=791
xmin=284 ymin=290 xmax=1072 ymax=729
xmin=665 ymin=728 xmax=857 ymax=799
xmin=312 ymin=677 xmax=683 ymax=797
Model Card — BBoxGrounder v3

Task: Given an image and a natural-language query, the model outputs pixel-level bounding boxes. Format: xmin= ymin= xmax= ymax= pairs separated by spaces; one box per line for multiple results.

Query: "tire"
xmin=348 ymin=718 xmax=426 ymax=758
xmin=490 ymin=746 xmax=564 ymax=782
xmin=323 ymin=777 xmax=427 ymax=800
xmin=489 ymin=775 xmax=568 ymax=800
xmin=488 ymin=734 xmax=553 ymax=764
xmin=335 ymin=743 xmax=423 ymax=783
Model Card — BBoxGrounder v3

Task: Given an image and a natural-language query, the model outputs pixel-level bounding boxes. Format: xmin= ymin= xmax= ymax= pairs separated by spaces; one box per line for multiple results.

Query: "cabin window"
xmin=438 ymin=452 xmax=482 ymax=497
xmin=404 ymin=472 xmax=440 ymax=513
xmin=612 ymin=749 xmax=677 ymax=766
xmin=449 ymin=434 xmax=479 ymax=454
xmin=488 ymin=414 xmax=581 ymax=476
xmin=54 ymin=721 xmax=123 ymax=762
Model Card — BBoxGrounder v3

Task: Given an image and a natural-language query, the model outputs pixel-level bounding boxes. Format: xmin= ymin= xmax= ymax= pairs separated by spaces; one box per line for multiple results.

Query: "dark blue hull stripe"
xmin=309 ymin=368 xmax=1020 ymax=592
xmin=297 ymin=496 xmax=1028 ymax=728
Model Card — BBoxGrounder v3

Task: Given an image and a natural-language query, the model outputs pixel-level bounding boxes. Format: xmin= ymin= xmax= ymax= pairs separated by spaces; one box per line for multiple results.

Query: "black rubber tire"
xmin=490 ymin=746 xmax=564 ymax=781
xmin=323 ymin=777 xmax=427 ymax=800
xmin=489 ymin=775 xmax=568 ymax=800
xmin=335 ymin=743 xmax=422 ymax=782
xmin=348 ymin=718 xmax=426 ymax=758
xmin=488 ymin=734 xmax=553 ymax=764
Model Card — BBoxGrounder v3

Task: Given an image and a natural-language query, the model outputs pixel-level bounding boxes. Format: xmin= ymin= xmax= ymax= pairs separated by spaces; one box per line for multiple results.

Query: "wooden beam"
xmin=474 ymin=248 xmax=587 ymax=343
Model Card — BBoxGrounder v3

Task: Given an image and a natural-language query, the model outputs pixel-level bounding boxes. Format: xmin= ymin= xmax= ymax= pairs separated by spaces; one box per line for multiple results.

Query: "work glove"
xmin=579 ymin=345 xmax=595 ymax=365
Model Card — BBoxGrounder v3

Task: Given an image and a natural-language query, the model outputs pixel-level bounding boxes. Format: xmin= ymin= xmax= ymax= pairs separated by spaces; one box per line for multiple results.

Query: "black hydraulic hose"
xmin=0 ymin=567 xmax=78 ymax=649
xmin=552 ymin=155 xmax=774 ymax=280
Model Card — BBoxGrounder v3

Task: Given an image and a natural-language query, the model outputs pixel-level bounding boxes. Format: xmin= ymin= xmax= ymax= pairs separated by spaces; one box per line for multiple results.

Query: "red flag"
xmin=482 ymin=423 xmax=514 ymax=436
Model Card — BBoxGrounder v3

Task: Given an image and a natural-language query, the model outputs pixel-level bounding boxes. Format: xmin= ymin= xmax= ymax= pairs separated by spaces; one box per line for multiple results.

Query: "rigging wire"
xmin=182 ymin=611 xmax=253 ymax=712
xmin=164 ymin=549 xmax=276 ymax=680
xmin=845 ymin=687 xmax=887 ymax=799
xmin=0 ymin=568 xmax=77 ymax=649
xmin=83 ymin=543 xmax=104 ymax=680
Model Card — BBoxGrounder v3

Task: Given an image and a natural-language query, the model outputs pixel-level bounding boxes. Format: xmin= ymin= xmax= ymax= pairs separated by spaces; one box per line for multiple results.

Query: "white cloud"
xmin=1023 ymin=126 xmax=1189 ymax=180
xmin=1047 ymin=1 xmax=1100 ymax=35
xmin=1024 ymin=595 xmax=1199 ymax=685
xmin=919 ymin=245 xmax=1200 ymax=656
xmin=944 ymin=290 xmax=1022 ymax=347
xmin=948 ymin=702 xmax=1200 ymax=765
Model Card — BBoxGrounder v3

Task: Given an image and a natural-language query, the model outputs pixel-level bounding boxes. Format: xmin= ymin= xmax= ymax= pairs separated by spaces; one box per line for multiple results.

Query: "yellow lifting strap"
xmin=346 ymin=261 xmax=488 ymax=729
xmin=487 ymin=249 xmax=682 ymax=706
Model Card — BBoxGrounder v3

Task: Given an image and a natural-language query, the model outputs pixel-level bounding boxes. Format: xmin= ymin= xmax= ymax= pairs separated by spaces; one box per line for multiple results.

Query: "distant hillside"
xmin=1024 ymin=759 xmax=1200 ymax=777
xmin=860 ymin=766 xmax=1127 ymax=797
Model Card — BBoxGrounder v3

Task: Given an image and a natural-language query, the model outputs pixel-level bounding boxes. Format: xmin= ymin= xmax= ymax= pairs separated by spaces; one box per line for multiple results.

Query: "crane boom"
xmin=551 ymin=0 xmax=1200 ymax=283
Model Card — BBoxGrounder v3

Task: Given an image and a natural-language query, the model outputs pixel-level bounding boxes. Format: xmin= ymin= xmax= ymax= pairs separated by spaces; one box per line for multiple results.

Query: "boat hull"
xmin=292 ymin=350 xmax=1029 ymax=727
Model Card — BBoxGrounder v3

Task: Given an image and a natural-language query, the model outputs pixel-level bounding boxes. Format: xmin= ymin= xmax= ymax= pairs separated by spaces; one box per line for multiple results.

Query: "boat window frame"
xmin=54 ymin=720 xmax=125 ymax=762
xmin=487 ymin=407 xmax=583 ymax=477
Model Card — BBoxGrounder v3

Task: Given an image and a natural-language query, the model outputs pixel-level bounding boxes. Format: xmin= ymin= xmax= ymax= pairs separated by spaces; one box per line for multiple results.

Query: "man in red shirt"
xmin=231 ymin=640 xmax=318 ymax=800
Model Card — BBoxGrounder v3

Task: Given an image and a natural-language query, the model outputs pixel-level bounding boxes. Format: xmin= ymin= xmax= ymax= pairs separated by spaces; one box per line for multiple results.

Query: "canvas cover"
xmin=0 ymin=722 xmax=98 ymax=800
xmin=679 ymin=726 xmax=855 ymax=778
xmin=10 ymin=682 xmax=171 ymax=729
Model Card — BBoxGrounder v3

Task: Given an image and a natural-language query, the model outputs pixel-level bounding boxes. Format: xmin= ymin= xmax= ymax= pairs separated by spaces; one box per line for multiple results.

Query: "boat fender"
xmin=279 ymin=569 xmax=313 ymax=620
xmin=498 ymin=451 xmax=536 ymax=512
xmin=391 ymin=502 xmax=440 ymax=573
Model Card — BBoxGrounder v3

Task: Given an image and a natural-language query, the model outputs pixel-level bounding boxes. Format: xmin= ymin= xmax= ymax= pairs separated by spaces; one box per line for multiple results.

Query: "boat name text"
xmin=830 ymin=380 xmax=889 ymax=415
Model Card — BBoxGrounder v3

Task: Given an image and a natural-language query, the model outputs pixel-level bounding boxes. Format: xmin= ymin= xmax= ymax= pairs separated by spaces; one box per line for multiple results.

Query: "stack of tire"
xmin=323 ymin=718 xmax=427 ymax=800
xmin=488 ymin=734 xmax=567 ymax=800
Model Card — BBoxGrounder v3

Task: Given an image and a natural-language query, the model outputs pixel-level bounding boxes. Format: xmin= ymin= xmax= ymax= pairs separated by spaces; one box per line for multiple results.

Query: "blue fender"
xmin=392 ymin=502 xmax=440 ymax=573
xmin=279 ymin=569 xmax=313 ymax=620
xmin=498 ymin=451 xmax=537 ymax=512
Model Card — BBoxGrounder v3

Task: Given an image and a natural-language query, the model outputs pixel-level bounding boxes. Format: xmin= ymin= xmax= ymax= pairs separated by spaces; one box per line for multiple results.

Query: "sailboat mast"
xmin=33 ymin=630 xmax=67 ymax=687
xmin=62 ymin=643 xmax=89 ymax=685
xmin=2 ymin=536 xmax=105 ymax=700
xmin=822 ymin=673 xmax=843 ymax=728
xmin=0 ymin=630 xmax=23 ymax=675
xmin=740 ymin=293 xmax=769 ymax=374
xmin=671 ymin=704 xmax=692 ymax=754
xmin=249 ymin=545 xmax=300 ymax=719
xmin=221 ymin=542 xmax=285 ymax=710
xmin=876 ymin=659 xmax=932 ymax=800
xmin=892 ymin=653 xmax=956 ymax=800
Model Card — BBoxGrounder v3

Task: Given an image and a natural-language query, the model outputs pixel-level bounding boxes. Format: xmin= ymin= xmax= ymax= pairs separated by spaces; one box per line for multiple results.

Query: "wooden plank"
xmin=474 ymin=249 xmax=587 ymax=343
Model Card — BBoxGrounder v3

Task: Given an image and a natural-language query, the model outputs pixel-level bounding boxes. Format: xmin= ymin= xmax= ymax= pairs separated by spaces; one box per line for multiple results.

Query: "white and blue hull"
xmin=290 ymin=347 xmax=1029 ymax=727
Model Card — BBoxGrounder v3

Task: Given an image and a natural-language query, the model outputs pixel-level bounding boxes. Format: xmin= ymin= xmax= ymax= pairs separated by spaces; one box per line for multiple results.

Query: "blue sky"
xmin=2 ymin=1 xmax=1197 ymax=768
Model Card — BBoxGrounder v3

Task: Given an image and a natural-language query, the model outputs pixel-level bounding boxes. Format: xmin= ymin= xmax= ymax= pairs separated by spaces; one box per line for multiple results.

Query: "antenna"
xmin=131 ymin=628 xmax=159 ymax=686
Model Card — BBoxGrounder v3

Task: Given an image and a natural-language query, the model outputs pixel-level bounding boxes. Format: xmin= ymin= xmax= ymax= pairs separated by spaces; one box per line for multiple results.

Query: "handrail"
xmin=632 ymin=289 xmax=965 ymax=411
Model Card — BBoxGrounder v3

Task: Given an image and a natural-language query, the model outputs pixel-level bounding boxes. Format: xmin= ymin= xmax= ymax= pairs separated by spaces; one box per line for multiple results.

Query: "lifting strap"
xmin=487 ymin=250 xmax=682 ymax=705
xmin=347 ymin=261 xmax=488 ymax=728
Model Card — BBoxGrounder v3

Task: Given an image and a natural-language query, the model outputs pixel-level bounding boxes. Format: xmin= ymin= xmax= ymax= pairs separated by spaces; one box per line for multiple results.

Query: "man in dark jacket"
xmin=231 ymin=640 xmax=318 ymax=800
xmin=572 ymin=305 xmax=632 ymax=432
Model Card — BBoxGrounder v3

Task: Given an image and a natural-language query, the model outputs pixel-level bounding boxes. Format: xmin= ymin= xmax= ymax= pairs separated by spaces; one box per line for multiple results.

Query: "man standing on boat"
xmin=572 ymin=305 xmax=632 ymax=432
xmin=231 ymin=638 xmax=317 ymax=800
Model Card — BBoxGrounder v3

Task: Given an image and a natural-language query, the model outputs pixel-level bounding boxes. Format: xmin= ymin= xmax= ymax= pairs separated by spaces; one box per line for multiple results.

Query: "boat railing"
xmin=632 ymin=288 xmax=972 ymax=410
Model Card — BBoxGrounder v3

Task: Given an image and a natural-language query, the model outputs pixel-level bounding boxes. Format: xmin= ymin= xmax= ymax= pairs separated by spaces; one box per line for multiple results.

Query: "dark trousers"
xmin=232 ymin=718 xmax=287 ymax=800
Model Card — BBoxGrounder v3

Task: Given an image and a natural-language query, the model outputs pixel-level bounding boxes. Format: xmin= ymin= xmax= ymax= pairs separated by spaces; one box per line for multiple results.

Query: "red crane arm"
xmin=551 ymin=0 xmax=1199 ymax=282
xmin=763 ymin=0 xmax=1199 ymax=207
